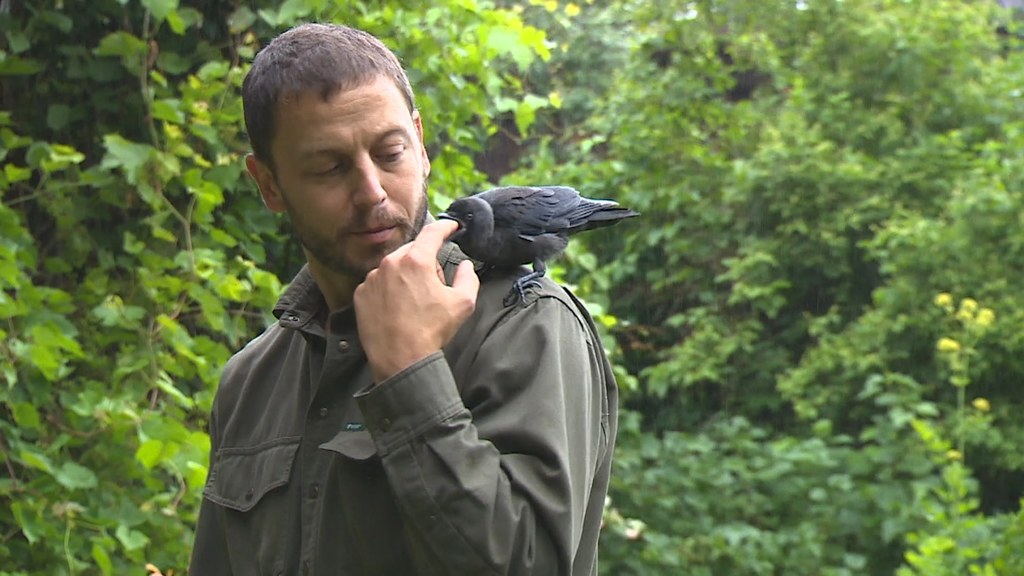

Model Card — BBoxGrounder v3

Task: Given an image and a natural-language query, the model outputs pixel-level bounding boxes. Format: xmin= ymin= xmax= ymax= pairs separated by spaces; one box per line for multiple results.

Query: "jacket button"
xmin=337 ymin=339 xmax=350 ymax=352
xmin=309 ymin=483 xmax=319 ymax=499
xmin=244 ymin=489 xmax=254 ymax=501
xmin=318 ymin=407 xmax=328 ymax=418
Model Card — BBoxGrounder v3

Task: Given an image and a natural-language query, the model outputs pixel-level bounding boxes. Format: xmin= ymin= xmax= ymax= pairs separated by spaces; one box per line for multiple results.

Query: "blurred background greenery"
xmin=2 ymin=0 xmax=1024 ymax=573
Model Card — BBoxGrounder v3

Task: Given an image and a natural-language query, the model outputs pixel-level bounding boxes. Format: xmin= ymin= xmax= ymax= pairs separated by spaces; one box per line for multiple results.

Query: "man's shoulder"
xmin=478 ymin=268 xmax=578 ymax=313
xmin=455 ymin=267 xmax=599 ymax=349
xmin=218 ymin=321 xmax=298 ymax=399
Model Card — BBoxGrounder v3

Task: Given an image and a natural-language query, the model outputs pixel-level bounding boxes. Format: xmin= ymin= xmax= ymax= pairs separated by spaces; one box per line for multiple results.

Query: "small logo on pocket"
xmin=344 ymin=422 xmax=365 ymax=431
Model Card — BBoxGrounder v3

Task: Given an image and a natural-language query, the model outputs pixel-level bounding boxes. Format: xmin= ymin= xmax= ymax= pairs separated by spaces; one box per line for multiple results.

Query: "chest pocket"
xmin=204 ymin=435 xmax=302 ymax=511
xmin=204 ymin=436 xmax=302 ymax=575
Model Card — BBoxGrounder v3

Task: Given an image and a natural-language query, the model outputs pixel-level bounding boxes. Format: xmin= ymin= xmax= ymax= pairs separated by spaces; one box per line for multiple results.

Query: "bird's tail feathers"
xmin=571 ymin=206 xmax=639 ymax=232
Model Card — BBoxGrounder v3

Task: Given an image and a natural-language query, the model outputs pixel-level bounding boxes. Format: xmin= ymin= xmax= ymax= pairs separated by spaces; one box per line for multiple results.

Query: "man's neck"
xmin=305 ymin=259 xmax=359 ymax=312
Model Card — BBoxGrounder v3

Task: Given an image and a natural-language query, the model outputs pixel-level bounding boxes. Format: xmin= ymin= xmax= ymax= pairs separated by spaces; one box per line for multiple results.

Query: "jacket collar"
xmin=273 ymin=264 xmax=325 ymax=332
xmin=271 ymin=239 xmax=472 ymax=331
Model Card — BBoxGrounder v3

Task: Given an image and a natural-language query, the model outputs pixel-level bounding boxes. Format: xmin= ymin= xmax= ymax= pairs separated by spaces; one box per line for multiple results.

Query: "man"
xmin=189 ymin=22 xmax=618 ymax=576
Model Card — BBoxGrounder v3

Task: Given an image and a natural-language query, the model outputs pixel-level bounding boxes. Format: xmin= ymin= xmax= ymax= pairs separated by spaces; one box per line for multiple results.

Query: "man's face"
xmin=248 ymin=76 xmax=430 ymax=281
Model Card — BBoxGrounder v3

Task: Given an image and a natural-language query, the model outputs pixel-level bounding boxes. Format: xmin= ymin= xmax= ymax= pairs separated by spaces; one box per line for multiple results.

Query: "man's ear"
xmin=245 ymin=154 xmax=286 ymax=213
xmin=412 ymin=110 xmax=431 ymax=180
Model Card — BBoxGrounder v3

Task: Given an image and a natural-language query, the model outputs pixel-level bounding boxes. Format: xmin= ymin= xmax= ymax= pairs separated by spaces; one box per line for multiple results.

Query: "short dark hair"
xmin=242 ymin=23 xmax=416 ymax=169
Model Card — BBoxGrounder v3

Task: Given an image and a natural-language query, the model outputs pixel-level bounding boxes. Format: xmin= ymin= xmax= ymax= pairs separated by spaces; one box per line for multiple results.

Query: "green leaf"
xmin=19 ymin=449 xmax=54 ymax=474
xmin=123 ymin=231 xmax=146 ymax=255
xmin=31 ymin=322 xmax=84 ymax=358
xmin=227 ymin=6 xmax=257 ymax=33
xmin=38 ymin=10 xmax=74 ymax=33
xmin=92 ymin=294 xmax=147 ymax=327
xmin=139 ymin=0 xmax=180 ymax=25
xmin=277 ymin=0 xmax=314 ymax=23
xmin=209 ymin=227 xmax=239 ymax=248
xmin=11 ymin=502 xmax=43 ymax=544
xmin=0 ymin=52 xmax=44 ymax=75
xmin=157 ymin=50 xmax=192 ymax=74
xmin=26 ymin=340 xmax=61 ymax=381
xmin=155 ymin=370 xmax=195 ymax=409
xmin=54 ymin=461 xmax=98 ymax=490
xmin=4 ymin=164 xmax=31 ymax=183
xmin=7 ymin=31 xmax=30 ymax=54
xmin=115 ymin=524 xmax=150 ymax=551
xmin=256 ymin=0 xmax=313 ymax=27
xmin=196 ymin=61 xmax=230 ymax=81
xmin=11 ymin=402 xmax=41 ymax=431
xmin=46 ymin=104 xmax=72 ymax=130
xmin=150 ymin=223 xmax=177 ymax=243
xmin=101 ymin=134 xmax=154 ymax=184
xmin=514 ymin=94 xmax=549 ymax=137
xmin=185 ymin=460 xmax=209 ymax=491
xmin=25 ymin=142 xmax=52 ymax=168
xmin=92 ymin=541 xmax=114 ymax=576
xmin=213 ymin=275 xmax=252 ymax=302
xmin=135 ymin=439 xmax=166 ymax=470
xmin=482 ymin=24 xmax=538 ymax=69
xmin=94 ymin=31 xmax=147 ymax=59
xmin=166 ymin=9 xmax=187 ymax=35
xmin=41 ymin=144 xmax=85 ymax=172
xmin=152 ymin=99 xmax=185 ymax=124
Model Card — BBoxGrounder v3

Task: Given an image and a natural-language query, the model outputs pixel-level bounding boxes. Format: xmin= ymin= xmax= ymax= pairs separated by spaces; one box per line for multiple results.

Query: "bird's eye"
xmin=466 ymin=213 xmax=474 ymax=220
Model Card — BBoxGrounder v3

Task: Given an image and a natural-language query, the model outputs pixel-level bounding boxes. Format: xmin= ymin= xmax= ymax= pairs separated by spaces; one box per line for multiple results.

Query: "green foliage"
xmin=2 ymin=0 xmax=547 ymax=572
xmin=7 ymin=0 xmax=1024 ymax=573
xmin=509 ymin=0 xmax=1024 ymax=572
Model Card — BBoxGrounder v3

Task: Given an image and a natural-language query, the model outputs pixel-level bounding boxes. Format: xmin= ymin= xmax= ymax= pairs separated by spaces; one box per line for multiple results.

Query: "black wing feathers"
xmin=482 ymin=186 xmax=569 ymax=236
xmin=475 ymin=185 xmax=637 ymax=237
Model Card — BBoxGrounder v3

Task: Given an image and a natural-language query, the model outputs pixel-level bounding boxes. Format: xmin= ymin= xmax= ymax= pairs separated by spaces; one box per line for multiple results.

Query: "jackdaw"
xmin=439 ymin=185 xmax=638 ymax=305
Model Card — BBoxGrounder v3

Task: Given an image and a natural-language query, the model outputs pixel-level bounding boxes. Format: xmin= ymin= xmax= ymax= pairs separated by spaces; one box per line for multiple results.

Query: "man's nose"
xmin=351 ymin=161 xmax=387 ymax=207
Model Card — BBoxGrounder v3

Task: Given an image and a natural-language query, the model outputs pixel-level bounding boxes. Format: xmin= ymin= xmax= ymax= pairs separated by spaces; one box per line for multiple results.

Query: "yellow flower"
xmin=936 ymin=337 xmax=961 ymax=353
xmin=565 ymin=2 xmax=581 ymax=16
xmin=972 ymin=397 xmax=991 ymax=412
xmin=959 ymin=298 xmax=979 ymax=314
xmin=976 ymin=308 xmax=995 ymax=327
xmin=544 ymin=0 xmax=558 ymax=12
xmin=934 ymin=292 xmax=953 ymax=308
xmin=946 ymin=449 xmax=963 ymax=461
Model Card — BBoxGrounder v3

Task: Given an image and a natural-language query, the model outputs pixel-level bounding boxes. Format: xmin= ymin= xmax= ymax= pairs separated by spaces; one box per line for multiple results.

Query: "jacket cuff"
xmin=354 ymin=351 xmax=467 ymax=456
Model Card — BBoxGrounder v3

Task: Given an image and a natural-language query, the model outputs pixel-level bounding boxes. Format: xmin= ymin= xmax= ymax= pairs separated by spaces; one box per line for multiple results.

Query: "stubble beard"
xmin=285 ymin=183 xmax=430 ymax=282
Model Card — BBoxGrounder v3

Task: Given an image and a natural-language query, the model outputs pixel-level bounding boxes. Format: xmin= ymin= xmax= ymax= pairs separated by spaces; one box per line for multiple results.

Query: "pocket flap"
xmin=319 ymin=429 xmax=377 ymax=461
xmin=204 ymin=436 xmax=301 ymax=512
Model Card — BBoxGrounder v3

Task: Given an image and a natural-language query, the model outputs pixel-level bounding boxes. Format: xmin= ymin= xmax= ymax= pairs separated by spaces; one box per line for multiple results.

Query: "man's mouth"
xmin=352 ymin=225 xmax=398 ymax=243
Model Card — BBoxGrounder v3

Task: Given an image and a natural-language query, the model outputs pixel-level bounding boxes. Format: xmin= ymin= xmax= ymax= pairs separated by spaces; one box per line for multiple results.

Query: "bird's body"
xmin=439 ymin=185 xmax=638 ymax=305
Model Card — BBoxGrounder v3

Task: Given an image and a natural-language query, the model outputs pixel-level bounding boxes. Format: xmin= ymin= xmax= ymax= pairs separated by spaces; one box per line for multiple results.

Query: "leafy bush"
xmin=510 ymin=0 xmax=1024 ymax=572
xmin=1 ymin=0 xmax=548 ymax=572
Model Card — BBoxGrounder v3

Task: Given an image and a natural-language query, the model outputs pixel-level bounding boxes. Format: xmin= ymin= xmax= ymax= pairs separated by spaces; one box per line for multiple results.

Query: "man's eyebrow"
xmin=298 ymin=128 xmax=412 ymax=158
xmin=376 ymin=127 xmax=413 ymax=142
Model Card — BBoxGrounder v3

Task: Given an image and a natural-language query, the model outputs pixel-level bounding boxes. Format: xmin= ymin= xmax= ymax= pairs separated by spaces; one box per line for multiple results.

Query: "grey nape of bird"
xmin=439 ymin=185 xmax=639 ymax=306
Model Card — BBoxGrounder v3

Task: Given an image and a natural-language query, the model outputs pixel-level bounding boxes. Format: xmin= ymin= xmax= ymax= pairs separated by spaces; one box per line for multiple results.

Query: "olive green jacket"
xmin=189 ymin=243 xmax=618 ymax=576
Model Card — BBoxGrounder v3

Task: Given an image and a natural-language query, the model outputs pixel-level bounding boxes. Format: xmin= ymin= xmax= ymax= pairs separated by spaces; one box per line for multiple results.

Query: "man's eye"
xmin=378 ymin=146 xmax=406 ymax=163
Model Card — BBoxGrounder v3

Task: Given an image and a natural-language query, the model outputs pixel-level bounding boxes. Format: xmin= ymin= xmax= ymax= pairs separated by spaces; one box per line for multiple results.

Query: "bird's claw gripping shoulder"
xmin=502 ymin=270 xmax=545 ymax=307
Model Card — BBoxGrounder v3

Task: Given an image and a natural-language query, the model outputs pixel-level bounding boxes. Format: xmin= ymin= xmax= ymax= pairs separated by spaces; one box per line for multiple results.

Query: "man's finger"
xmin=412 ymin=219 xmax=460 ymax=255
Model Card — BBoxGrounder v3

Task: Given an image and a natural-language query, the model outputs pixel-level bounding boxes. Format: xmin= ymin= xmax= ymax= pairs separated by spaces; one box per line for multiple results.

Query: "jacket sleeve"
xmin=354 ymin=294 xmax=610 ymax=576
xmin=189 ymin=410 xmax=233 ymax=576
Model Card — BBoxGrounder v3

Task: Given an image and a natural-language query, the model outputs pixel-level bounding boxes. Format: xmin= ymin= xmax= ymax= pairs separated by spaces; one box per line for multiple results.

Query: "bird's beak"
xmin=437 ymin=212 xmax=465 ymax=241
